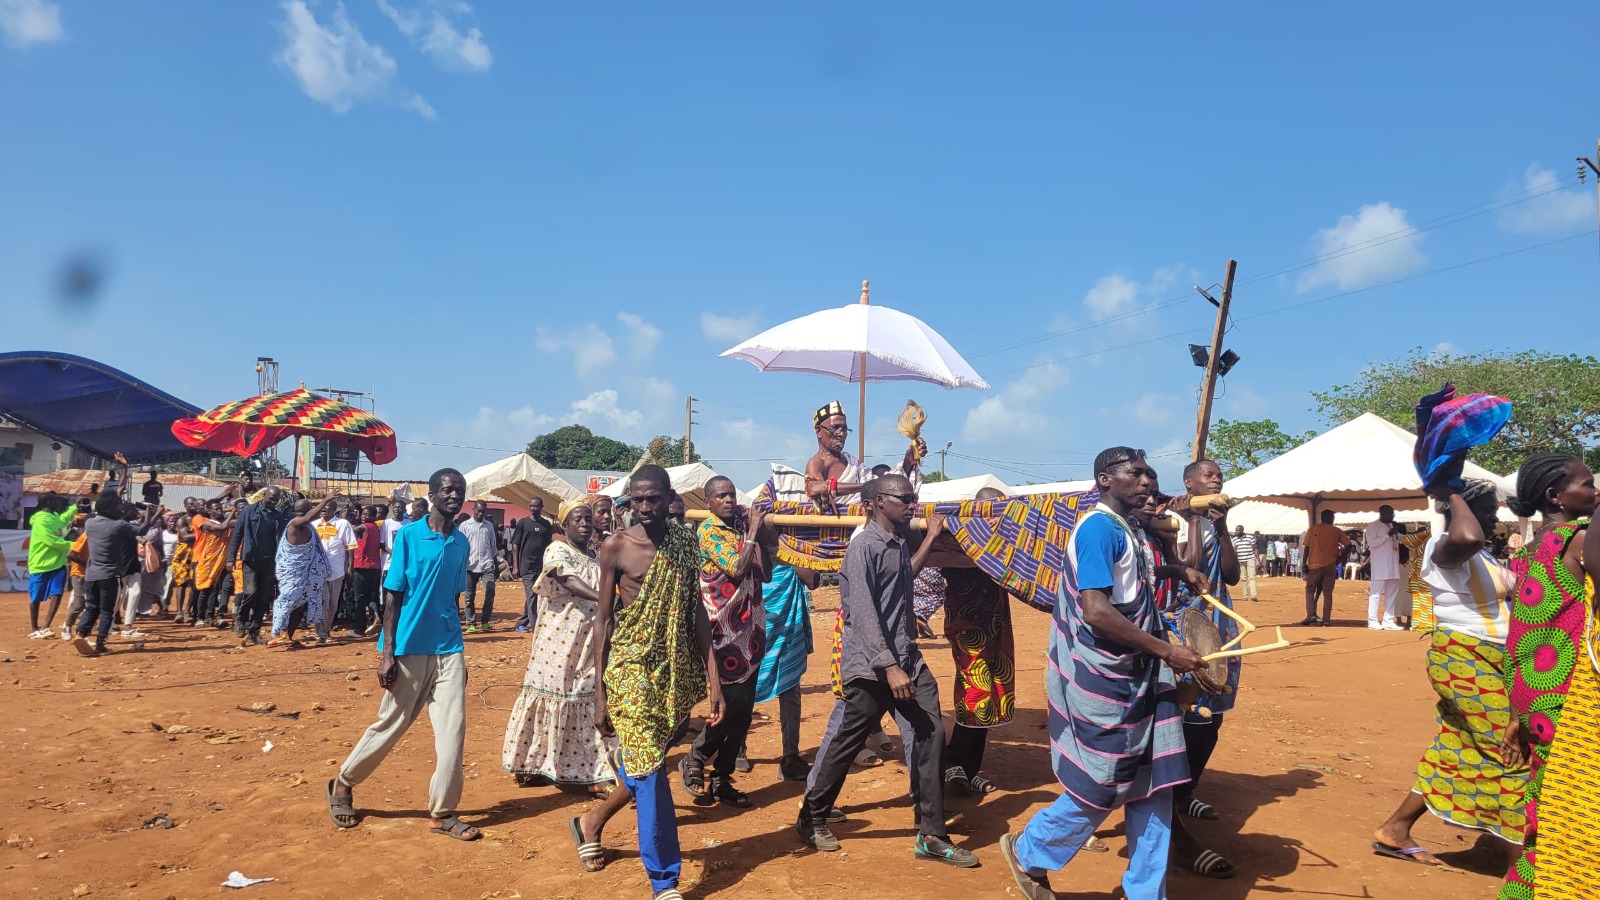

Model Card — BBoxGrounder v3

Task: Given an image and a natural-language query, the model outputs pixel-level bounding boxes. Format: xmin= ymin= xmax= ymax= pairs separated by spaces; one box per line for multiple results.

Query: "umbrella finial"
xmin=859 ymin=279 xmax=870 ymax=305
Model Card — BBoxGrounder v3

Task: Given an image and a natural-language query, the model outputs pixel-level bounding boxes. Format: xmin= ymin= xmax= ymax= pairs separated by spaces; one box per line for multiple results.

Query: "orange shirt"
xmin=68 ymin=534 xmax=88 ymax=580
xmin=1303 ymin=523 xmax=1350 ymax=571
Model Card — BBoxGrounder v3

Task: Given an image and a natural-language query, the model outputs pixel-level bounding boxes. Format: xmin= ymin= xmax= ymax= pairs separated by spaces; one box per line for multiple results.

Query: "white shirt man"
xmin=379 ymin=508 xmax=406 ymax=573
xmin=1364 ymin=508 xmax=1403 ymax=631
xmin=315 ymin=513 xmax=358 ymax=636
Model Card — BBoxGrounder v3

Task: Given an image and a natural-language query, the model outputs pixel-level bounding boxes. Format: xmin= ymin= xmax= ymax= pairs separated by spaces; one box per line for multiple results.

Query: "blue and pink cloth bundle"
xmin=1413 ymin=383 xmax=1512 ymax=491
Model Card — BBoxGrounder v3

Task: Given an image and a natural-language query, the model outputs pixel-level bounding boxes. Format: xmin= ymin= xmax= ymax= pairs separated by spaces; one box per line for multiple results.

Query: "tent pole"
xmin=857 ymin=279 xmax=870 ymax=462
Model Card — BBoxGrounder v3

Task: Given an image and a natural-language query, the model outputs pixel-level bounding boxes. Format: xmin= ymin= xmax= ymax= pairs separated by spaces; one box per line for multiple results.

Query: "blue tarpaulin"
xmin=0 ymin=350 xmax=216 ymax=465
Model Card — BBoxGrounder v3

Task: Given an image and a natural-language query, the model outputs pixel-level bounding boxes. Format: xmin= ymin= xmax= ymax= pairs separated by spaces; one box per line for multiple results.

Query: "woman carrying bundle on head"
xmin=1497 ymin=453 xmax=1599 ymax=900
xmin=1370 ymin=478 xmax=1527 ymax=870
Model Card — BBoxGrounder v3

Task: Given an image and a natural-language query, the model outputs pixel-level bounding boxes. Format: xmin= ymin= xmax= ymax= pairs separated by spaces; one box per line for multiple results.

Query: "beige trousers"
xmin=338 ymin=652 xmax=467 ymax=818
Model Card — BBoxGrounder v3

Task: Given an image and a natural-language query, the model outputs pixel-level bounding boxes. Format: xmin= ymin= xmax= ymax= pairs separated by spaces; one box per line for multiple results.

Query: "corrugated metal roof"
xmin=25 ymin=468 xmax=231 ymax=500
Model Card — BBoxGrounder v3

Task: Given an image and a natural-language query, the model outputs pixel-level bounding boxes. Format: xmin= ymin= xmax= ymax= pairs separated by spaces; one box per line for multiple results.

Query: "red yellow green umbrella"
xmin=171 ymin=386 xmax=398 ymax=464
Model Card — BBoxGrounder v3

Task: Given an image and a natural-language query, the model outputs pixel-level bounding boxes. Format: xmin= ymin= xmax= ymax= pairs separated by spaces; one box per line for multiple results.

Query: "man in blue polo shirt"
xmin=326 ymin=468 xmax=481 ymax=841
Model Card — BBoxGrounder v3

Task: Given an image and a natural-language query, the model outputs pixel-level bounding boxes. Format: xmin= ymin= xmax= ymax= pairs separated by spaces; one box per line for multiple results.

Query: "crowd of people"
xmin=15 ymin=399 xmax=1600 ymax=900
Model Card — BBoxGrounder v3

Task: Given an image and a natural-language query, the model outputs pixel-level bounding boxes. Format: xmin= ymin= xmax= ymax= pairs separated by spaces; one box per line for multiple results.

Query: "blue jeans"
xmin=618 ymin=759 xmax=680 ymax=894
xmin=1015 ymin=788 xmax=1173 ymax=900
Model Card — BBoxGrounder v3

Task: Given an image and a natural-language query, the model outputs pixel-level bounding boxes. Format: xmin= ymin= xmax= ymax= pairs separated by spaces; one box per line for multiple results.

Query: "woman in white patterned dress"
xmin=502 ymin=501 xmax=616 ymax=788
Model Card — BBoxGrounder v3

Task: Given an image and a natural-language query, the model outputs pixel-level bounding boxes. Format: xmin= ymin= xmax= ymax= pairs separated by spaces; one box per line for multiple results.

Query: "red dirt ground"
xmin=0 ymin=575 xmax=1508 ymax=899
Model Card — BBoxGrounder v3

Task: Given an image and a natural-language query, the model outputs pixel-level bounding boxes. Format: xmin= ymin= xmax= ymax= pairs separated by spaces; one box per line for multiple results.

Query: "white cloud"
xmin=1133 ymin=392 xmax=1178 ymax=428
xmin=637 ymin=376 xmax=678 ymax=404
xmin=616 ymin=312 xmax=662 ymax=360
xmin=699 ymin=417 xmax=816 ymax=489
xmin=275 ymin=1 xmax=431 ymax=116
xmin=0 ymin=0 xmax=63 ymax=47
xmin=536 ymin=323 xmax=616 ymax=378
xmin=701 ymin=310 xmax=762 ymax=344
xmin=1218 ymin=384 xmax=1268 ymax=420
xmin=1296 ymin=201 xmax=1426 ymax=293
xmin=377 ymin=0 xmax=492 ymax=72
xmin=1498 ymin=164 xmax=1597 ymax=234
xmin=569 ymin=389 xmax=643 ymax=431
xmin=1081 ymin=266 xmax=1194 ymax=330
xmin=961 ymin=362 xmax=1070 ymax=442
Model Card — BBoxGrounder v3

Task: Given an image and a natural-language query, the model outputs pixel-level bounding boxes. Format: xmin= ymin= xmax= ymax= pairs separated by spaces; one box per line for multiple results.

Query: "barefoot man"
xmin=327 ymin=469 xmax=481 ymax=842
xmin=573 ymin=464 xmax=723 ymax=900
xmin=804 ymin=400 xmax=925 ymax=507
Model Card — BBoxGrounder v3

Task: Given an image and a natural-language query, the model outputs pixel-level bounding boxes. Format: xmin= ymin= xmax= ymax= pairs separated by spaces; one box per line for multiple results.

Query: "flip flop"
xmin=1372 ymin=841 xmax=1440 ymax=865
xmin=1000 ymin=833 xmax=1056 ymax=899
xmin=569 ymin=816 xmax=607 ymax=872
xmin=325 ymin=779 xmax=357 ymax=829
xmin=1082 ymin=835 xmax=1109 ymax=853
xmin=1182 ymin=797 xmax=1219 ymax=820
xmin=853 ymin=748 xmax=884 ymax=767
xmin=428 ymin=815 xmax=481 ymax=841
xmin=1184 ymin=848 xmax=1237 ymax=879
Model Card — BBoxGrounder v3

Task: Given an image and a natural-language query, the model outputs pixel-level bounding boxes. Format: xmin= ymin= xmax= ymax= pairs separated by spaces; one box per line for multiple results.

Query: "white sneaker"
xmin=27 ymin=629 xmax=49 ymax=639
xmin=120 ymin=630 xmax=147 ymax=639
xmin=1367 ymin=622 xmax=1383 ymax=630
xmin=1380 ymin=621 xmax=1404 ymax=631
xmin=61 ymin=627 xmax=73 ymax=641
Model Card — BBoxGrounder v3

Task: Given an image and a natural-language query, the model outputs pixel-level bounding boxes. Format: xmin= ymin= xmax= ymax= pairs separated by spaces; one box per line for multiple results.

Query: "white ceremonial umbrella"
xmin=720 ymin=280 xmax=989 ymax=458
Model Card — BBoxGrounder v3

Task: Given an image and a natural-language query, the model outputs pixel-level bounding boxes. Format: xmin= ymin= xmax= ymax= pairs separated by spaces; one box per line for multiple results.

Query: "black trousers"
xmin=515 ymin=568 xmax=541 ymax=629
xmin=238 ymin=560 xmax=275 ymax=637
xmin=804 ymin=665 xmax=947 ymax=836
xmin=352 ymin=568 xmax=382 ymax=632
xmin=1179 ymin=714 xmax=1225 ymax=798
xmin=78 ymin=577 xmax=121 ymax=643
xmin=691 ymin=677 xmax=757 ymax=777
xmin=463 ymin=571 xmax=496 ymax=625
xmin=945 ymin=723 xmax=988 ymax=776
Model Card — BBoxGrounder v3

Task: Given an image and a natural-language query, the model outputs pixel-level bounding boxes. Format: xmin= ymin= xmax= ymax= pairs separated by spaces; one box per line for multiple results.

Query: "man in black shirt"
xmin=228 ymin=486 xmax=286 ymax=646
xmin=510 ymin=497 xmax=553 ymax=632
xmin=142 ymin=473 xmax=164 ymax=506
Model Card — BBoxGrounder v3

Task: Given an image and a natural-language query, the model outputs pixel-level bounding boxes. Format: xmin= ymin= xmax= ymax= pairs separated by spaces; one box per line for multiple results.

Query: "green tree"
xmin=922 ymin=471 xmax=949 ymax=484
xmin=1312 ymin=348 xmax=1600 ymax=474
xmin=525 ymin=425 xmax=642 ymax=470
xmin=643 ymin=435 xmax=702 ymax=467
xmin=1208 ymin=418 xmax=1312 ymax=477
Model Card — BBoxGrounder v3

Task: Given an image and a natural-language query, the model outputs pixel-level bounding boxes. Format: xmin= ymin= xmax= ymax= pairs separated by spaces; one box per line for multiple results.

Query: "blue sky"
xmin=3 ymin=1 xmax=1596 ymax=489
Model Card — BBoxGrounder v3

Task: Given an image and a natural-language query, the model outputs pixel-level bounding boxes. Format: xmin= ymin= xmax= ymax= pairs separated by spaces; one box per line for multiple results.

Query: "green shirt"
xmin=28 ymin=509 xmax=73 ymax=574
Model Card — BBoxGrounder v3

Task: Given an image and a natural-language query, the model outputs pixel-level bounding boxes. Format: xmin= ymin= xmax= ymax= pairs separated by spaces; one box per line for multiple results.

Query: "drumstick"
xmin=1202 ymin=627 xmax=1290 ymax=661
xmin=1198 ymin=593 xmax=1257 ymax=635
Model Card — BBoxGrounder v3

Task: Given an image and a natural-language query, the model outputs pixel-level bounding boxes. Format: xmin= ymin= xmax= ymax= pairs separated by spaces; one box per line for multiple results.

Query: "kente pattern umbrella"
xmin=720 ymin=280 xmax=989 ymax=457
xmin=171 ymin=386 xmax=398 ymax=464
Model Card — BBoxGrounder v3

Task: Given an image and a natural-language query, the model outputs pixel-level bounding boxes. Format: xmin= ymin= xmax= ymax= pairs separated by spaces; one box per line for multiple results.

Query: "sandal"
xmin=1182 ymin=797 xmax=1219 ymax=820
xmin=1183 ymin=848 xmax=1237 ymax=879
xmin=679 ymin=752 xmax=708 ymax=798
xmin=1082 ymin=835 xmax=1109 ymax=853
xmin=569 ymin=816 xmax=607 ymax=872
xmin=1372 ymin=841 xmax=1441 ymax=866
xmin=705 ymin=776 xmax=752 ymax=809
xmin=428 ymin=815 xmax=481 ymax=841
xmin=968 ymin=774 xmax=997 ymax=795
xmin=326 ymin=779 xmax=357 ymax=829
xmin=266 ymin=636 xmax=296 ymax=650
xmin=653 ymin=891 xmax=684 ymax=900
xmin=1000 ymin=833 xmax=1055 ymax=899
xmin=944 ymin=766 xmax=973 ymax=792
xmin=853 ymin=748 xmax=884 ymax=767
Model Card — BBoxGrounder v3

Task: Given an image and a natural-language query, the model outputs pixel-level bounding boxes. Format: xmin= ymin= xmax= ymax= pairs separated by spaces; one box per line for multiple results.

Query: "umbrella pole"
xmin=857 ymin=279 xmax=870 ymax=461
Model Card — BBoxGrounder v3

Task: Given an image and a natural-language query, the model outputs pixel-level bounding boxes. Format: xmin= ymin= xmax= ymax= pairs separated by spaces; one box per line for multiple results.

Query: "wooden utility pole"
xmin=1191 ymin=259 xmax=1237 ymax=463
xmin=684 ymin=395 xmax=697 ymax=463
xmin=1581 ymin=140 xmax=1600 ymax=251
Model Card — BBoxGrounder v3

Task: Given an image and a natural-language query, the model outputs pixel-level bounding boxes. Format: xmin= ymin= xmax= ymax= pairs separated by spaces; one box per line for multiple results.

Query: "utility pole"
xmin=684 ymin=395 xmax=698 ymax=464
xmin=1578 ymin=140 xmax=1600 ymax=252
xmin=1191 ymin=259 xmax=1237 ymax=463
xmin=939 ymin=441 xmax=952 ymax=480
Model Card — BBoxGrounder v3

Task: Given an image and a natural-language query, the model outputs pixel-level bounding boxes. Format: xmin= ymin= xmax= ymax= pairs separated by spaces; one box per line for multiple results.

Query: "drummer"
xmin=1167 ymin=458 xmax=1243 ymax=880
xmin=804 ymin=401 xmax=925 ymax=507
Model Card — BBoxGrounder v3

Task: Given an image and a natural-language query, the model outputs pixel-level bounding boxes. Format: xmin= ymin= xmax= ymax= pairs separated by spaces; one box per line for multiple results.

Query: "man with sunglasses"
xmin=804 ymin=401 xmax=926 ymax=508
xmin=799 ymin=473 xmax=979 ymax=869
xmin=1001 ymin=446 xmax=1209 ymax=900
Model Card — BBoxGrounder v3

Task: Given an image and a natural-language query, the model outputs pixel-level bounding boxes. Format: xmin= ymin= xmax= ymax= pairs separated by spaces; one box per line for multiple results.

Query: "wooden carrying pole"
xmin=1191 ymin=259 xmax=1237 ymax=463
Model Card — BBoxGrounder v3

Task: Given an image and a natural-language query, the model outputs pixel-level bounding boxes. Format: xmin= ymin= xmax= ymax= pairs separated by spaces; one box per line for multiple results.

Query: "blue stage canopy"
xmin=0 ymin=351 xmax=216 ymax=465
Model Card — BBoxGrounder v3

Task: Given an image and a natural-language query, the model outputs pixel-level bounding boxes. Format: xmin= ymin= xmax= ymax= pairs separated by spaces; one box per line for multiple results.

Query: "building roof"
xmin=25 ymin=468 xmax=230 ymax=500
xmin=0 ymin=351 xmax=217 ymax=465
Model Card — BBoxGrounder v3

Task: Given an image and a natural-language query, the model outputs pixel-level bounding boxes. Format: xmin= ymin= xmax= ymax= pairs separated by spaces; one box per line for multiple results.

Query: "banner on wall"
xmin=1 ymin=529 xmax=27 ymax=593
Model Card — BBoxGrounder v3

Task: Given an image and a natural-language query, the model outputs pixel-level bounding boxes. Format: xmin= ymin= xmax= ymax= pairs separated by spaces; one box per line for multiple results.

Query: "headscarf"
xmin=558 ymin=497 xmax=591 ymax=525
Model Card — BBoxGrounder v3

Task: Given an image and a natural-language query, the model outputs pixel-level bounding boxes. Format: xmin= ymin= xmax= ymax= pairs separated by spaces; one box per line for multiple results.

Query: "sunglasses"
xmin=818 ymin=425 xmax=851 ymax=436
xmin=879 ymin=492 xmax=919 ymax=505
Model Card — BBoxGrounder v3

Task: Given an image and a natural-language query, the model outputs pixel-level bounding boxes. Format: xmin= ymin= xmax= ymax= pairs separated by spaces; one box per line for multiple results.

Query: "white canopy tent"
xmin=1229 ymin=497 xmax=1520 ymax=537
xmin=919 ymin=473 xmax=1011 ymax=502
xmin=1224 ymin=412 xmax=1512 ymax=515
xmin=600 ymin=462 xmax=752 ymax=510
xmin=1009 ymin=479 xmax=1096 ymax=497
xmin=463 ymin=453 xmax=584 ymax=510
